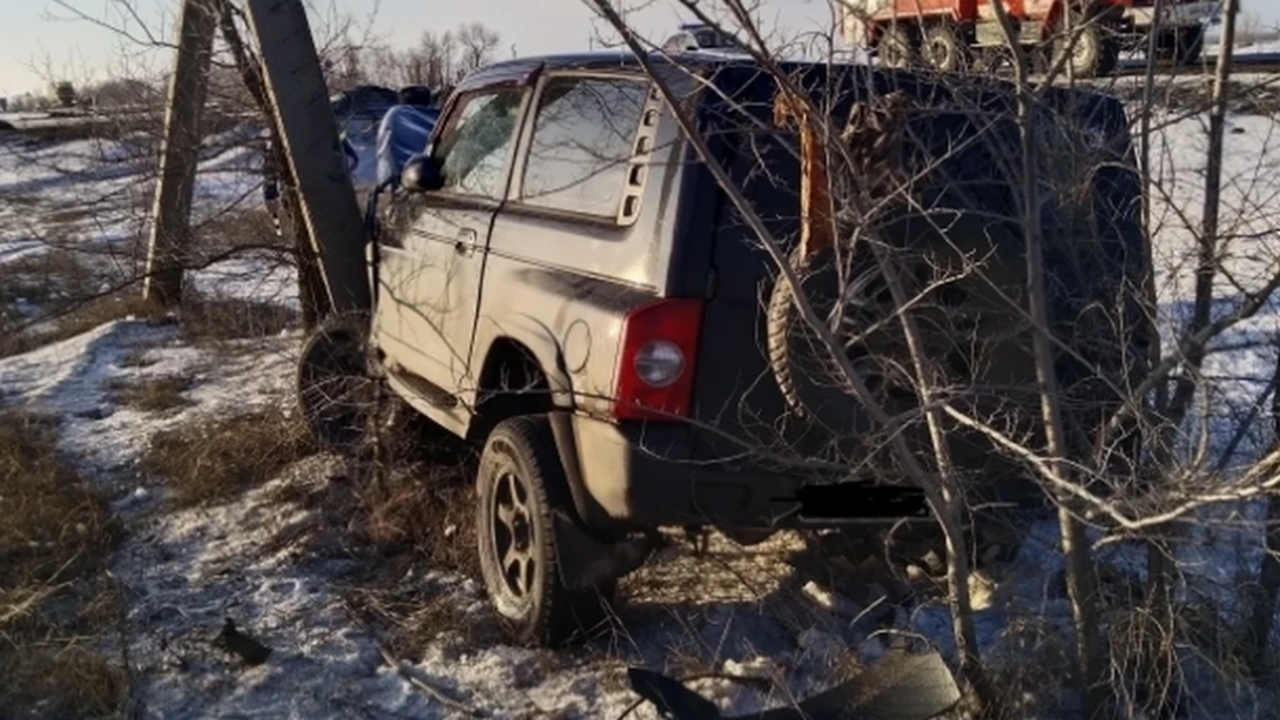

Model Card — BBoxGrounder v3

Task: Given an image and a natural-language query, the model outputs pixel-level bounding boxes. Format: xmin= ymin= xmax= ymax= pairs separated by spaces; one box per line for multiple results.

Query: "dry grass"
xmin=116 ymin=348 xmax=158 ymax=369
xmin=356 ymin=465 xmax=477 ymax=568
xmin=0 ymin=410 xmax=126 ymax=718
xmin=1 ymin=283 xmax=299 ymax=361
xmin=176 ymin=294 xmax=299 ymax=345
xmin=0 ymin=234 xmax=301 ymax=362
xmin=273 ymin=449 xmax=493 ymax=658
xmin=1 ymin=641 xmax=129 ymax=720
xmin=42 ymin=206 xmax=95 ymax=229
xmin=192 ymin=207 xmax=290 ymax=257
xmin=344 ymin=570 xmax=502 ymax=661
xmin=0 ymin=249 xmax=161 ymax=360
xmin=0 ymin=412 xmax=120 ymax=592
xmin=141 ymin=408 xmax=319 ymax=509
xmin=0 ymin=251 xmax=99 ymax=309
xmin=106 ymin=375 xmax=194 ymax=413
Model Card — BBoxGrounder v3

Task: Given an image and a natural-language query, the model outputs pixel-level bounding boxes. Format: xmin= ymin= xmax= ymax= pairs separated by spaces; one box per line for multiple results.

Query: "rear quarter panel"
xmin=470 ymin=69 xmax=693 ymax=419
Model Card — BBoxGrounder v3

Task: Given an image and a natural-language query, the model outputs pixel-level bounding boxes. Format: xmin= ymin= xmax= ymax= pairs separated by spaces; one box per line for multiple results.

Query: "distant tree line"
xmin=361 ymin=22 xmax=501 ymax=91
xmin=5 ymin=78 xmax=164 ymax=113
xmin=3 ymin=20 xmax=499 ymax=117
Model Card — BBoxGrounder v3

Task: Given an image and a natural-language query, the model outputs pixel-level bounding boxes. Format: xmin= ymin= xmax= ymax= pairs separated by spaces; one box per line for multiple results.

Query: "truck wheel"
xmin=297 ymin=312 xmax=377 ymax=455
xmin=297 ymin=313 xmax=440 ymax=460
xmin=879 ymin=25 xmax=917 ymax=69
xmin=476 ymin=415 xmax=614 ymax=647
xmin=767 ymin=248 xmax=852 ymax=427
xmin=973 ymin=46 xmax=1016 ymax=76
xmin=922 ymin=24 xmax=968 ymax=73
xmin=1053 ymin=21 xmax=1119 ymax=78
xmin=766 ymin=248 xmax=911 ymax=436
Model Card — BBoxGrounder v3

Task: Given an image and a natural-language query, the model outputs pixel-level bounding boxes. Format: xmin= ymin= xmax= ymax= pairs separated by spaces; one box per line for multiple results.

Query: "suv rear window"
xmin=518 ymin=75 xmax=648 ymax=219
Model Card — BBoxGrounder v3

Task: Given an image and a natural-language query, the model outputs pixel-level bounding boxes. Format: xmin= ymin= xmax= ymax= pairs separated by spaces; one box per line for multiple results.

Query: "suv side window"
xmin=519 ymin=76 xmax=648 ymax=218
xmin=434 ymin=88 xmax=525 ymax=200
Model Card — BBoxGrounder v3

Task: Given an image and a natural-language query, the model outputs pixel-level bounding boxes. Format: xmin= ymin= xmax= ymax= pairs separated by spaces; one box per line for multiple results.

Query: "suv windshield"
xmin=435 ymin=89 xmax=525 ymax=198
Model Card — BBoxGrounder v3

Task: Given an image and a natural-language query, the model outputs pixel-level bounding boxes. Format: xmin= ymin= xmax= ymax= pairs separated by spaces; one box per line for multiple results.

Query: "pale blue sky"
xmin=0 ymin=0 xmax=841 ymax=97
xmin=2 ymin=1 xmax=1276 ymax=98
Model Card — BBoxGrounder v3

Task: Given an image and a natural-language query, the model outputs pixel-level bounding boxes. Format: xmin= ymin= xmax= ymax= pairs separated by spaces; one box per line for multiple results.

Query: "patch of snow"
xmin=0 ymin=127 xmax=266 ymax=275
xmin=0 ymin=321 xmax=887 ymax=719
xmin=0 ymin=320 xmax=298 ymax=473
xmin=188 ymin=255 xmax=300 ymax=309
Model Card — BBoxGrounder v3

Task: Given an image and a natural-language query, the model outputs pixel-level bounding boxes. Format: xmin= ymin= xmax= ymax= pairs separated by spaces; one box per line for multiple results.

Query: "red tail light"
xmin=611 ymin=298 xmax=705 ymax=422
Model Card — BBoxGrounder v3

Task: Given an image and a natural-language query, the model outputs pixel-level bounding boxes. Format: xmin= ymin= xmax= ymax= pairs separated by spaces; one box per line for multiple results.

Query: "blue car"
xmin=333 ymin=85 xmax=400 ymax=194
xmin=262 ymin=85 xmax=441 ymax=222
xmin=375 ymin=102 xmax=439 ymax=190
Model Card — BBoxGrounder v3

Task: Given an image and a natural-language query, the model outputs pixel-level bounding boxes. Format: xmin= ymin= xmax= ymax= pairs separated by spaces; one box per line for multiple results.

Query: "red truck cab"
xmin=842 ymin=0 xmax=1221 ymax=77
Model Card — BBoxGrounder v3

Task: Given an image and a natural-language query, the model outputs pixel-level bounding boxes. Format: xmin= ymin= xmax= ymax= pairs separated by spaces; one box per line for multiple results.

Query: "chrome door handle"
xmin=455 ymin=228 xmax=478 ymax=255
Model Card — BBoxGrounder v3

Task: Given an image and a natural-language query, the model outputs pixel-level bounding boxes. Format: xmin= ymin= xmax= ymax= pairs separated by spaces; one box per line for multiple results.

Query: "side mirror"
xmin=401 ymin=153 xmax=444 ymax=192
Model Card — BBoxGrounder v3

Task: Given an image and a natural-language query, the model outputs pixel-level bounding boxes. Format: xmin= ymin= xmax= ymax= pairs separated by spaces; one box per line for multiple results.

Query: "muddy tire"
xmin=297 ymin=312 xmax=378 ymax=455
xmin=476 ymin=415 xmax=614 ymax=647
xmin=766 ymin=248 xmax=856 ymax=429
xmin=296 ymin=313 xmax=439 ymax=461
xmin=765 ymin=247 xmax=914 ymax=437
xmin=879 ymin=24 xmax=917 ymax=69
xmin=922 ymin=24 xmax=968 ymax=73
xmin=1053 ymin=20 xmax=1119 ymax=78
xmin=721 ymin=527 xmax=777 ymax=548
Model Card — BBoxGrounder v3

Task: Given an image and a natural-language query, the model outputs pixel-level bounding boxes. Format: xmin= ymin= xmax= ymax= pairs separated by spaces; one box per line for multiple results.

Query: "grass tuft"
xmin=176 ymin=294 xmax=298 ymax=344
xmin=0 ymin=410 xmax=126 ymax=717
xmin=357 ymin=466 xmax=477 ymax=568
xmin=0 ymin=412 xmax=120 ymax=589
xmin=106 ymin=375 xmax=194 ymax=413
xmin=141 ymin=408 xmax=318 ymax=509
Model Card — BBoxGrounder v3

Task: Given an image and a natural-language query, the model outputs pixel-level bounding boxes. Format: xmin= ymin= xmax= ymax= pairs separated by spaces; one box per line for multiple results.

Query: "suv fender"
xmin=469 ymin=316 xmax=574 ymax=414
xmin=470 ymin=321 xmax=615 ymax=531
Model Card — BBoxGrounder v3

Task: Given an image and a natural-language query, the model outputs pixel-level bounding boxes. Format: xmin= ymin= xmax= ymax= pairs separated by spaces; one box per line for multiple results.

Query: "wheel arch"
xmin=468 ymin=324 xmax=571 ymax=443
xmin=469 ymin=324 xmax=623 ymax=538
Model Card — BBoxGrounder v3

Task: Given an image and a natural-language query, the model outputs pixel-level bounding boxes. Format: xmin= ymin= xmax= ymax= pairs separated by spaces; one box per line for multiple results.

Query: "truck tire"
xmin=297 ymin=312 xmax=377 ymax=455
xmin=923 ymin=24 xmax=968 ymax=73
xmin=475 ymin=415 xmax=614 ymax=647
xmin=879 ymin=24 xmax=917 ymax=69
xmin=1053 ymin=21 xmax=1119 ymax=78
xmin=766 ymin=248 xmax=910 ymax=436
xmin=297 ymin=312 xmax=444 ymax=461
xmin=721 ymin=526 xmax=777 ymax=547
xmin=767 ymin=248 xmax=847 ymax=427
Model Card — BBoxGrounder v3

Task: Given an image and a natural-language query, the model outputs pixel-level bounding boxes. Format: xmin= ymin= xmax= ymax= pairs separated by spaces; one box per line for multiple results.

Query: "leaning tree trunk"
xmin=216 ymin=0 xmax=328 ymax=331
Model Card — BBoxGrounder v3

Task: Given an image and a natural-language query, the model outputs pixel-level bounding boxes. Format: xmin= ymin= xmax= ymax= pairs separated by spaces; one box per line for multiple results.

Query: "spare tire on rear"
xmin=765 ymin=246 xmax=915 ymax=441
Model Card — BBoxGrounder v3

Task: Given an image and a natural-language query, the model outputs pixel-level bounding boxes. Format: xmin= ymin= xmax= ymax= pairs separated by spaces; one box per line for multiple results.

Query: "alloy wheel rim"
xmin=926 ymin=39 xmax=950 ymax=69
xmin=491 ymin=469 xmax=537 ymax=603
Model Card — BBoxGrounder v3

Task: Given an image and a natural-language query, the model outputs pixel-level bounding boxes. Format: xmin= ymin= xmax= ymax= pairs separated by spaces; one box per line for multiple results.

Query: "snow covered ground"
xmin=4 ymin=76 xmax=1280 ymax=719
xmin=0 ymin=123 xmax=277 ymax=274
xmin=0 ymin=321 xmax=891 ymax=719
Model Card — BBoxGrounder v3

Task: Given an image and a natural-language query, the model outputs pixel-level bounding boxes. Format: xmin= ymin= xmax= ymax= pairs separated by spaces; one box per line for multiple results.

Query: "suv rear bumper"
xmin=550 ymin=412 xmax=928 ymax=532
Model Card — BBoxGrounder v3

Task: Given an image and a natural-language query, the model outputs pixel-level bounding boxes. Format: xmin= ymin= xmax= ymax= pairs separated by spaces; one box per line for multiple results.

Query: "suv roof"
xmin=452 ymin=50 xmax=818 ymax=93
xmin=451 ymin=52 xmax=1126 ymax=150
xmin=454 ymin=50 xmax=1118 ymax=103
